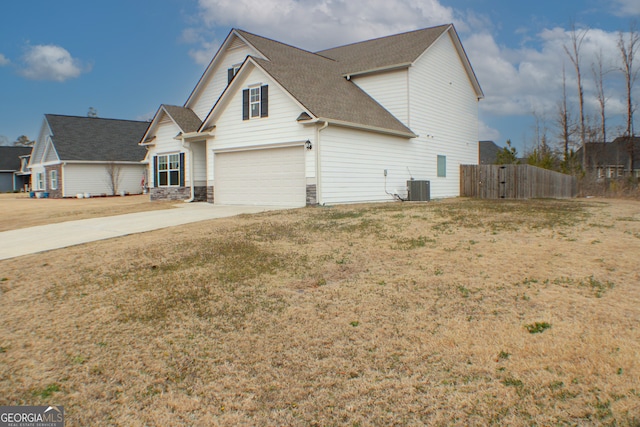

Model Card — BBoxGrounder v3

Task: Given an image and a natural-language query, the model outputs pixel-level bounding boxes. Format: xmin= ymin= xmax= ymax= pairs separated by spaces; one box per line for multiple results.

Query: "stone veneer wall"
xmin=44 ymin=164 xmax=63 ymax=198
xmin=150 ymin=186 xmax=209 ymax=202
xmin=193 ymin=186 xmax=207 ymax=202
xmin=150 ymin=187 xmax=190 ymax=201
xmin=152 ymin=185 xmax=313 ymax=205
xmin=306 ymin=184 xmax=317 ymax=206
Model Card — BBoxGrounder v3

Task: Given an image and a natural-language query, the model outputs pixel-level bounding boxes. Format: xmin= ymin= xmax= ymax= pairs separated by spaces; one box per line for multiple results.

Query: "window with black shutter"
xmin=243 ymin=85 xmax=269 ymax=120
xmin=227 ymin=64 xmax=241 ymax=84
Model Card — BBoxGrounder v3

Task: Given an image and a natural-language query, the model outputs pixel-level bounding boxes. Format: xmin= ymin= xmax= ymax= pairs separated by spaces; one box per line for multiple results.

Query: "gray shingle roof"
xmin=162 ymin=105 xmax=202 ymax=133
xmin=316 ymin=25 xmax=450 ymax=75
xmin=235 ymin=29 xmax=416 ymax=136
xmin=45 ymin=114 xmax=149 ymax=162
xmin=479 ymin=140 xmax=501 ymax=165
xmin=578 ymin=137 xmax=640 ymax=169
xmin=0 ymin=146 xmax=32 ymax=171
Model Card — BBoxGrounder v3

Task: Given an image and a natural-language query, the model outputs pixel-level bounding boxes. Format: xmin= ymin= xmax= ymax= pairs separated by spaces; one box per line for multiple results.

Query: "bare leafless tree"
xmin=617 ymin=22 xmax=640 ymax=171
xmin=564 ymin=23 xmax=589 ymax=169
xmin=106 ymin=162 xmax=122 ymax=196
xmin=557 ymin=64 xmax=576 ymax=161
xmin=591 ymin=50 xmax=610 ymax=143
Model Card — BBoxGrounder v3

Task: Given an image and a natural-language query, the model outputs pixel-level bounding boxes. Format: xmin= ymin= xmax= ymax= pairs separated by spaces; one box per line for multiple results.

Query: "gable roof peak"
xmin=160 ymin=105 xmax=202 ymax=133
xmin=321 ymin=24 xmax=451 ymax=52
xmin=316 ymin=25 xmax=454 ymax=76
xmin=233 ymin=28 xmax=338 ymax=64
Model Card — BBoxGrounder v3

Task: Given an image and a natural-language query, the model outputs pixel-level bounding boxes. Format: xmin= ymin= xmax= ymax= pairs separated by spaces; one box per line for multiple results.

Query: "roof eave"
xmin=446 ymin=25 xmax=484 ymax=99
xmin=199 ymin=57 xmax=315 ymax=132
xmin=184 ymin=30 xmax=238 ymax=108
xmin=60 ymin=160 xmax=144 ymax=165
xmin=343 ymin=62 xmax=412 ymax=79
xmin=309 ymin=117 xmax=417 ymax=139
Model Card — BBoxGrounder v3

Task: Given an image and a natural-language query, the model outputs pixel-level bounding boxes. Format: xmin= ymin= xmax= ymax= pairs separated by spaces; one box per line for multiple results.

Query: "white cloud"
xmin=479 ymin=120 xmax=501 ymax=142
xmin=191 ymin=0 xmax=462 ymax=51
xmin=466 ymin=26 xmax=635 ymax=127
xmin=183 ymin=0 xmax=639 ymax=142
xmin=612 ymin=0 xmax=640 ymax=16
xmin=19 ymin=44 xmax=87 ymax=82
xmin=0 ymin=53 xmax=9 ymax=66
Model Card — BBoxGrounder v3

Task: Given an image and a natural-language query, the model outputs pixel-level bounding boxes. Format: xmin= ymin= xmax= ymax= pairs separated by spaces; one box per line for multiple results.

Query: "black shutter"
xmin=261 ymin=85 xmax=269 ymax=117
xmin=242 ymin=89 xmax=249 ymax=120
xmin=179 ymin=152 xmax=185 ymax=187
xmin=228 ymin=68 xmax=234 ymax=84
xmin=153 ymin=156 xmax=158 ymax=188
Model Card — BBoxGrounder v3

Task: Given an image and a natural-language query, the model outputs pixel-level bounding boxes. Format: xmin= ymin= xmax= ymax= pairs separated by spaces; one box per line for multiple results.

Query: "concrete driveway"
xmin=0 ymin=203 xmax=293 ymax=261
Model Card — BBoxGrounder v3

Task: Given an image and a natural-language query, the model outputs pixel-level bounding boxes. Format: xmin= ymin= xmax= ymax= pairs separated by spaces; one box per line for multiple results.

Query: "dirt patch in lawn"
xmin=1 ymin=198 xmax=639 ymax=425
xmin=0 ymin=193 xmax=176 ymax=232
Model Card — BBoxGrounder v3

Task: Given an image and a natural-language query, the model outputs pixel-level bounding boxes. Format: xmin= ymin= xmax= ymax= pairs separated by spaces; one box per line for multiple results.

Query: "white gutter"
xmin=316 ymin=121 xmax=329 ymax=205
xmin=299 ymin=117 xmax=416 ymax=139
xmin=57 ymin=160 xmax=144 ymax=165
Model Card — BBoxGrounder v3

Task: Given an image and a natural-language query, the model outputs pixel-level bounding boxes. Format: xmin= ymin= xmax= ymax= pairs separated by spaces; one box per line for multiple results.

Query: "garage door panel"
xmin=214 ymin=146 xmax=305 ymax=206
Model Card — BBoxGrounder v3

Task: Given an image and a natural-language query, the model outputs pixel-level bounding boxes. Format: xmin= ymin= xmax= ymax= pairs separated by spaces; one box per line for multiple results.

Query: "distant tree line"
xmin=0 ymin=134 xmax=34 ymax=147
xmin=499 ymin=21 xmax=640 ymax=177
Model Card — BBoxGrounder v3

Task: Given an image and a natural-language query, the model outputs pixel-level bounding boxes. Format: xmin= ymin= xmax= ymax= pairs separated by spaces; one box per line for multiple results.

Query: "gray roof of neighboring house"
xmin=578 ymin=137 xmax=640 ymax=169
xmin=0 ymin=146 xmax=32 ymax=171
xmin=479 ymin=140 xmax=501 ymax=165
xmin=316 ymin=25 xmax=450 ymax=75
xmin=45 ymin=114 xmax=150 ymax=162
xmin=162 ymin=105 xmax=202 ymax=133
xmin=235 ymin=29 xmax=419 ymax=136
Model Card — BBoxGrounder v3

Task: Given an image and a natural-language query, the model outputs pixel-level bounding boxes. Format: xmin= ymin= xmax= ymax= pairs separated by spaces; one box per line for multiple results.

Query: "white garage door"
xmin=214 ymin=146 xmax=306 ymax=206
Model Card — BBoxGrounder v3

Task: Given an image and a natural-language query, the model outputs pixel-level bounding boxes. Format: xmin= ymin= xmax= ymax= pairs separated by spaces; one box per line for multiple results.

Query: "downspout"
xmin=181 ymin=137 xmax=195 ymax=202
xmin=315 ymin=121 xmax=329 ymax=205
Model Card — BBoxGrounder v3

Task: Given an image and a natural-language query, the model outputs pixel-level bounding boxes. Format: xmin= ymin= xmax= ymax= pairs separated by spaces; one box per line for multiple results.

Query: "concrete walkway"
xmin=0 ymin=203 xmax=292 ymax=261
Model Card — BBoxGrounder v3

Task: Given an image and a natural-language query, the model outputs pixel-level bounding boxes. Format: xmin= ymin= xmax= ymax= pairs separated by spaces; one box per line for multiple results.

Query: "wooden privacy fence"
xmin=460 ymin=164 xmax=577 ymax=199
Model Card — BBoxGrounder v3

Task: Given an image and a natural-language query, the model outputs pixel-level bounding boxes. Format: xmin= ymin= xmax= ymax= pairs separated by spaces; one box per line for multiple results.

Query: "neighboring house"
xmin=0 ymin=146 xmax=32 ymax=192
xmin=141 ymin=25 xmax=483 ymax=206
xmin=29 ymin=115 xmax=150 ymax=198
xmin=479 ymin=141 xmax=501 ymax=165
xmin=578 ymin=137 xmax=640 ymax=179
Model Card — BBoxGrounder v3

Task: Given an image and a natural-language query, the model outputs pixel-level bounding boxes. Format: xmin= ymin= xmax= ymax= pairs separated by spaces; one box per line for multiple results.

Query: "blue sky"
xmin=1 ymin=0 xmax=639 ymax=154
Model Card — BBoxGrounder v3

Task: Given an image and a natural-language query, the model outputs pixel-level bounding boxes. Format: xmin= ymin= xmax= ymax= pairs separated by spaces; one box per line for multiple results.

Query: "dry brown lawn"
xmin=0 ymin=193 xmax=176 ymax=232
xmin=1 ymin=198 xmax=639 ymax=426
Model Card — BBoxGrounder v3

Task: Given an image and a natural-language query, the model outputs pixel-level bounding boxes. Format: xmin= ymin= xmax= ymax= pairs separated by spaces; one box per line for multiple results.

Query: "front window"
xmin=250 ymin=87 xmax=261 ymax=118
xmin=157 ymin=153 xmax=181 ymax=186
xmin=50 ymin=170 xmax=58 ymax=190
xmin=37 ymin=172 xmax=44 ymax=190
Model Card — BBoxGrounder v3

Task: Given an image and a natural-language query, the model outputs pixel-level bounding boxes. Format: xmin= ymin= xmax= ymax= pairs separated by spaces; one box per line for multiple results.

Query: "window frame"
xmin=437 ymin=155 xmax=447 ymax=178
xmin=249 ymin=86 xmax=261 ymax=119
xmin=227 ymin=64 xmax=242 ymax=84
xmin=36 ymin=172 xmax=44 ymax=190
xmin=157 ymin=153 xmax=181 ymax=187
xmin=243 ymin=84 xmax=268 ymax=120
xmin=49 ymin=170 xmax=58 ymax=190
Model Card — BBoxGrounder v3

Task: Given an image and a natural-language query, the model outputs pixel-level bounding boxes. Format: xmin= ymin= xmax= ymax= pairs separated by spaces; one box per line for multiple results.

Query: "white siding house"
xmin=28 ymin=115 xmax=149 ymax=198
xmin=141 ymin=25 xmax=483 ymax=206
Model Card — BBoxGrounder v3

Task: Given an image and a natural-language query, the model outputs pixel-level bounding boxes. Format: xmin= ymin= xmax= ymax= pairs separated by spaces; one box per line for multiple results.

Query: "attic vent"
xmin=229 ymin=36 xmax=245 ymax=50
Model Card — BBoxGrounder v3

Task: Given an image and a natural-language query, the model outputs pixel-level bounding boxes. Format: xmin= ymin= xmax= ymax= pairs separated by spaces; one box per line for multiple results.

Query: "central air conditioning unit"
xmin=407 ymin=180 xmax=430 ymax=201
